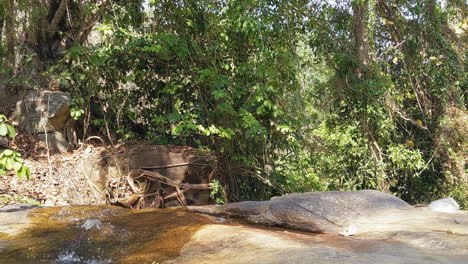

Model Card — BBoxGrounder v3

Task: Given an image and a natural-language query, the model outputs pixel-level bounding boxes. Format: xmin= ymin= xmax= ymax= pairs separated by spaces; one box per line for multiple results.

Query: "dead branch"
xmin=121 ymin=169 xmax=213 ymax=208
xmin=139 ymin=159 xmax=212 ymax=170
xmin=179 ymin=183 xmax=211 ymax=190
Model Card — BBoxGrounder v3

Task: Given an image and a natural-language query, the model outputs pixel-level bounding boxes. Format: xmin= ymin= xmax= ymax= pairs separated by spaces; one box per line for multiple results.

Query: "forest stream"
xmin=0 ymin=1 xmax=467 ymax=263
xmin=1 ymin=204 xmax=467 ymax=264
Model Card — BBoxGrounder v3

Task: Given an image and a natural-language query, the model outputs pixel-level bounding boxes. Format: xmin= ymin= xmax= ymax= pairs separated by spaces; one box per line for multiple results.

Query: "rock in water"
xmin=188 ymin=190 xmax=411 ymax=234
xmin=429 ymin=197 xmax=459 ymax=213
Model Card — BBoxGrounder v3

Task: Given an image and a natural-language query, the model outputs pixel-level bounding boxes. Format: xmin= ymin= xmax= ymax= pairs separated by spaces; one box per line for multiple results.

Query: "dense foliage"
xmin=0 ymin=115 xmax=30 ymax=179
xmin=1 ymin=0 xmax=466 ymax=206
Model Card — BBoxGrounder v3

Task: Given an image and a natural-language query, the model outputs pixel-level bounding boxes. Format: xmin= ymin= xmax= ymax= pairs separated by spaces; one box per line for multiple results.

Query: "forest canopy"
xmin=1 ymin=0 xmax=466 ymax=206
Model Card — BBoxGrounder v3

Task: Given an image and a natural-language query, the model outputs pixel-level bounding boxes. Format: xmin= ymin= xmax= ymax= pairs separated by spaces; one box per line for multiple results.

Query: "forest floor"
xmin=0 ymin=132 xmax=107 ymax=207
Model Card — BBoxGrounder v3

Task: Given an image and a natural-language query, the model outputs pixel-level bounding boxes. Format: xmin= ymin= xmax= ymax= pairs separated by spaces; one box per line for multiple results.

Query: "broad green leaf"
xmin=13 ymin=161 xmax=22 ymax=172
xmin=23 ymin=166 xmax=31 ymax=179
xmin=2 ymin=149 xmax=13 ymax=156
xmin=4 ymin=158 xmax=12 ymax=170
xmin=7 ymin=124 xmax=16 ymax=138
xmin=17 ymin=166 xmax=26 ymax=179
xmin=0 ymin=123 xmax=7 ymax=136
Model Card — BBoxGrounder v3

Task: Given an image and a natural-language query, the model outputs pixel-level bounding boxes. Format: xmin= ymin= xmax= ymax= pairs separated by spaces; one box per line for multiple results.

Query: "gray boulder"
xmin=188 ymin=190 xmax=411 ymax=234
xmin=11 ymin=90 xmax=75 ymax=152
xmin=11 ymin=90 xmax=71 ymax=133
xmin=0 ymin=81 xmax=20 ymax=106
xmin=38 ymin=131 xmax=70 ymax=153
xmin=429 ymin=197 xmax=459 ymax=213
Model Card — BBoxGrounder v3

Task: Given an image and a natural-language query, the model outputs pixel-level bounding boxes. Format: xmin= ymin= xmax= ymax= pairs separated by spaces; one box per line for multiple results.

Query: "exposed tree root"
xmin=116 ymin=169 xmax=212 ymax=209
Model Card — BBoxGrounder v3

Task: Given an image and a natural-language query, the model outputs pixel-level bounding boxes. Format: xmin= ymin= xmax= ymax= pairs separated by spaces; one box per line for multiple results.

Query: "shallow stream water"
xmin=0 ymin=205 xmax=216 ymax=264
xmin=1 ymin=204 xmax=468 ymax=264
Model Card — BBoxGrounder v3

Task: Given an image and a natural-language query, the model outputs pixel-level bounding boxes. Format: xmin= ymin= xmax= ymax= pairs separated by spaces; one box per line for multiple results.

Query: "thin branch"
xmin=139 ymin=159 xmax=211 ymax=170
xmin=395 ymin=110 xmax=429 ymax=130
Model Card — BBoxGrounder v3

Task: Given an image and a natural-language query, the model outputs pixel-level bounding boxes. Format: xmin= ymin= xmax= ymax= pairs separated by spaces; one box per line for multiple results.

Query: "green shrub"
xmin=0 ymin=115 xmax=30 ymax=179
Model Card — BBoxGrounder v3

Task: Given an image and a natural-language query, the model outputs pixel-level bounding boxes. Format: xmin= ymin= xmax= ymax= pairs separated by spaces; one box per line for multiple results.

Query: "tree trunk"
xmin=5 ymin=0 xmax=16 ymax=73
xmin=24 ymin=0 xmax=110 ymax=65
xmin=352 ymin=0 xmax=387 ymax=187
xmin=0 ymin=19 xmax=4 ymax=38
xmin=352 ymin=0 xmax=370 ymax=78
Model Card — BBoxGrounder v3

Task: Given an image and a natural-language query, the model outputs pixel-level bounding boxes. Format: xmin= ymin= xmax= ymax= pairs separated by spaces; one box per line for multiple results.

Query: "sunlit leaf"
xmin=0 ymin=123 xmax=7 ymax=136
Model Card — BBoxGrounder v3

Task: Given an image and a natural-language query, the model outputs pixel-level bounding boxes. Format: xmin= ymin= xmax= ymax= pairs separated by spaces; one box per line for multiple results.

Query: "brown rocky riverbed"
xmin=1 ymin=204 xmax=467 ymax=264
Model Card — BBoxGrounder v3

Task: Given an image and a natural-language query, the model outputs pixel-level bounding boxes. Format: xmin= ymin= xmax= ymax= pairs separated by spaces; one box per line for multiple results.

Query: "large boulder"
xmin=11 ymin=90 xmax=75 ymax=152
xmin=0 ymin=204 xmax=39 ymax=237
xmin=0 ymin=81 xmax=20 ymax=106
xmin=11 ymin=90 xmax=71 ymax=133
xmin=188 ymin=190 xmax=411 ymax=235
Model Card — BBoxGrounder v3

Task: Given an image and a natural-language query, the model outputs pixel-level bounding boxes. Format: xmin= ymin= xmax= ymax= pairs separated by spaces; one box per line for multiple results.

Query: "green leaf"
xmin=211 ymin=89 xmax=230 ymax=100
xmin=4 ymin=158 xmax=12 ymax=170
xmin=17 ymin=166 xmax=26 ymax=179
xmin=143 ymin=44 xmax=163 ymax=53
xmin=7 ymin=124 xmax=16 ymax=138
xmin=23 ymin=166 xmax=31 ymax=180
xmin=0 ymin=123 xmax=7 ymax=136
xmin=2 ymin=149 xmax=13 ymax=157
xmin=13 ymin=161 xmax=22 ymax=172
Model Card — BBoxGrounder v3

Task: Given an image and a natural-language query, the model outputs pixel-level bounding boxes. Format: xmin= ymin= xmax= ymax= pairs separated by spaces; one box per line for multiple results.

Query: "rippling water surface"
xmin=0 ymin=205 xmax=214 ymax=264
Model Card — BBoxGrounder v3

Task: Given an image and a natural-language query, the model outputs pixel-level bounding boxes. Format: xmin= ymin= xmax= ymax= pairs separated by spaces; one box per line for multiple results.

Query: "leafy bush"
xmin=47 ymin=0 xmax=465 ymax=208
xmin=0 ymin=115 xmax=30 ymax=179
xmin=57 ymin=1 xmax=301 ymax=200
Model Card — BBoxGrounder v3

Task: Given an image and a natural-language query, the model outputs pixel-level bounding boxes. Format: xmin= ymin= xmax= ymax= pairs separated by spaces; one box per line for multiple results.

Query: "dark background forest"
xmin=0 ymin=0 xmax=466 ymax=207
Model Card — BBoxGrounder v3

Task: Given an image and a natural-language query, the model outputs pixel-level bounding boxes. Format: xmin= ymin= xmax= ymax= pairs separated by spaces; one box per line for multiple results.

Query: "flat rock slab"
xmin=164 ymin=220 xmax=468 ymax=264
xmin=0 ymin=204 xmax=39 ymax=237
xmin=189 ymin=190 xmax=411 ymax=234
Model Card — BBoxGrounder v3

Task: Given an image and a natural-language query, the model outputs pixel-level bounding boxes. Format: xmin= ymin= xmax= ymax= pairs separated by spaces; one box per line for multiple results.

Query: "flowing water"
xmin=1 ymin=205 xmax=467 ymax=264
xmin=0 ymin=205 xmax=215 ymax=264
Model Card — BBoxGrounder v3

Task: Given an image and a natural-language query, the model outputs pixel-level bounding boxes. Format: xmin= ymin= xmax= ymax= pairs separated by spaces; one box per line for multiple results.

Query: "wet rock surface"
xmin=188 ymin=190 xmax=411 ymax=234
xmin=0 ymin=202 xmax=467 ymax=264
